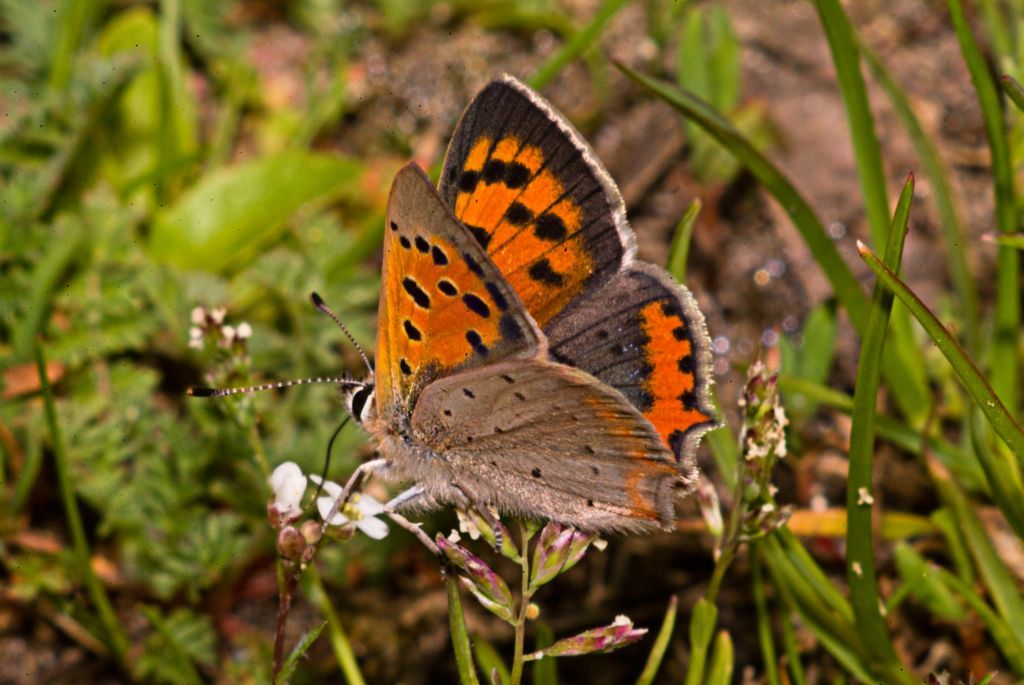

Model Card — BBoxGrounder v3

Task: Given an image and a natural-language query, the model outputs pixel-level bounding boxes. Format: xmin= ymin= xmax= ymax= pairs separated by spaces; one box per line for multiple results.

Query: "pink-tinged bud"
xmin=277 ymin=527 xmax=306 ymax=560
xmin=696 ymin=480 xmax=723 ymax=541
xmin=300 ymin=520 xmax=322 ymax=545
xmin=437 ymin=534 xmax=514 ymax=620
xmin=526 ymin=615 xmax=647 ymax=660
xmin=530 ymin=522 xmax=597 ymax=590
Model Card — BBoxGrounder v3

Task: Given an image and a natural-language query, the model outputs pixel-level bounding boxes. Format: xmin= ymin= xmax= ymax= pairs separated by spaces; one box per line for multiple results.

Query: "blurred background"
xmin=1 ymin=0 xmax=1020 ymax=683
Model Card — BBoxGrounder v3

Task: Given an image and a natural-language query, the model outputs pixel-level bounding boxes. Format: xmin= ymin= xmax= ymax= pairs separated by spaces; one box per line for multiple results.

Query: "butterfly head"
xmin=343 ymin=380 xmax=376 ymax=425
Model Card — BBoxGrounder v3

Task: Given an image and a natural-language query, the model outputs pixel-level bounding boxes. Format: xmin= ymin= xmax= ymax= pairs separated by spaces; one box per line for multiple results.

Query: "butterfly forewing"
xmin=411 ymin=359 xmax=682 ymax=532
xmin=376 ymin=163 xmax=543 ymax=420
xmin=439 ymin=76 xmax=633 ymax=328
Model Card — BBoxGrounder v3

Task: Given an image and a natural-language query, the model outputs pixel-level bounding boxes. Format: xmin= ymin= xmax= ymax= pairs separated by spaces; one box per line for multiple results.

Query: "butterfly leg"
xmin=451 ymin=480 xmax=503 ymax=552
xmin=384 ymin=484 xmax=427 ymax=512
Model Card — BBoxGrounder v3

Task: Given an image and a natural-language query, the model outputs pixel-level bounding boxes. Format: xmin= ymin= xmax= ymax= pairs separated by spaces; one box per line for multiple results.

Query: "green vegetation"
xmin=2 ymin=1 xmax=1022 ymax=683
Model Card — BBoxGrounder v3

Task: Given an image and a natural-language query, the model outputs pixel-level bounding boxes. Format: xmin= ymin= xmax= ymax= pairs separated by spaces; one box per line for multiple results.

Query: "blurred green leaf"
xmin=635 ymin=595 xmax=676 ymax=685
xmin=893 ymin=543 xmax=965 ymax=621
xmin=149 ymin=153 xmax=364 ymax=272
xmin=275 ymin=621 xmax=327 ymax=685
xmin=705 ymin=630 xmax=734 ymax=685
xmin=682 ymin=597 xmax=716 ymax=685
xmin=136 ymin=606 xmax=217 ymax=685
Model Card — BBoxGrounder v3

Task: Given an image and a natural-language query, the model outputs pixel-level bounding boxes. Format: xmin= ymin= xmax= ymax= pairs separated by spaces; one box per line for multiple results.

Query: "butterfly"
xmin=337 ymin=75 xmax=717 ymax=534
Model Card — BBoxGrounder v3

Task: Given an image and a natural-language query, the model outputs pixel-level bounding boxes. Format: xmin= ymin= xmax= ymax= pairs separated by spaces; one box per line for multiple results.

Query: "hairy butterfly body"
xmin=346 ymin=76 xmax=716 ymax=533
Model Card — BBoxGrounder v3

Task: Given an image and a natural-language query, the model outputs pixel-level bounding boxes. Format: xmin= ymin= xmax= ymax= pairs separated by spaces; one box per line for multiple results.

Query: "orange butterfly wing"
xmin=375 ymin=163 xmax=543 ymax=422
xmin=440 ymin=77 xmax=716 ymax=466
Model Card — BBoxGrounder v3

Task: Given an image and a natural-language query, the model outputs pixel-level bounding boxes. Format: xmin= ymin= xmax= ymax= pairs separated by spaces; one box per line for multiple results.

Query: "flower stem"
xmin=510 ymin=522 xmax=533 ymax=685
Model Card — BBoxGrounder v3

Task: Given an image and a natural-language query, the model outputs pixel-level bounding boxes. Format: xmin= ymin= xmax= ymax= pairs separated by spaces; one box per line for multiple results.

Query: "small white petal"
xmin=317 ymin=496 xmax=350 ymax=526
xmin=191 ymin=307 xmax=206 ymax=324
xmin=269 ymin=462 xmax=307 ymax=513
xmin=189 ymin=327 xmax=203 ymax=339
xmin=222 ymin=325 xmax=236 ymax=340
xmin=354 ymin=493 xmax=385 ymax=516
xmin=188 ymin=338 xmax=203 ymax=349
xmin=236 ymin=322 xmax=252 ymax=339
xmin=308 ymin=475 xmax=342 ymax=500
xmin=210 ymin=307 xmax=226 ymax=324
xmin=357 ymin=517 xmax=389 ymax=539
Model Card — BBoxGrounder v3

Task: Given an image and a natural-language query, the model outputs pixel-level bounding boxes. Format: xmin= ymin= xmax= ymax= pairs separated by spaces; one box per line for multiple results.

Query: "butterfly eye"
xmin=349 ymin=385 xmax=375 ymax=423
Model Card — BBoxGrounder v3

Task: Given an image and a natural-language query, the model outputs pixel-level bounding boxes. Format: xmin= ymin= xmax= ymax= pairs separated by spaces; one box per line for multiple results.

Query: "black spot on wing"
xmin=505 ymin=202 xmax=532 ymax=226
xmin=483 ymin=160 xmax=506 ymax=183
xmin=527 ymin=258 xmax=564 ymax=287
xmin=485 ymin=282 xmax=508 ymax=311
xmin=678 ymin=355 xmax=694 ymax=374
xmin=499 ymin=313 xmax=525 ymax=342
xmin=465 ymin=224 xmax=492 ymax=248
xmin=458 ymin=170 xmax=479 ymax=192
xmin=463 ymin=252 xmax=484 ymax=276
xmin=415 ymin=236 xmax=429 ymax=253
xmin=399 ymin=236 xmax=411 ymax=249
xmin=462 ymin=293 xmax=491 ymax=318
xmin=390 ymin=220 xmax=399 ymax=231
xmin=438 ymin=279 xmax=458 ymax=296
xmin=505 ymin=162 xmax=530 ymax=188
xmin=399 ymin=358 xmax=412 ymax=375
xmin=432 ymin=246 xmax=449 ymax=266
xmin=465 ymin=330 xmax=489 ymax=355
xmin=678 ymin=390 xmax=697 ymax=410
xmin=463 ymin=388 xmax=476 ymax=399
xmin=672 ymin=325 xmax=688 ymax=341
xmin=531 ymin=467 xmax=542 ymax=478
xmin=534 ymin=213 xmax=567 ymax=242
xmin=403 ymin=319 xmax=422 ymax=341
xmin=402 ymin=278 xmax=431 ymax=308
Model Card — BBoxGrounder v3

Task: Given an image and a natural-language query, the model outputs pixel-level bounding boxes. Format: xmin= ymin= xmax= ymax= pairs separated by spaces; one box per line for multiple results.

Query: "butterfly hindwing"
xmin=411 ymin=358 xmax=681 ymax=532
xmin=376 ymin=163 xmax=543 ymax=421
xmin=544 ymin=263 xmax=717 ymax=474
xmin=439 ymin=76 xmax=634 ymax=328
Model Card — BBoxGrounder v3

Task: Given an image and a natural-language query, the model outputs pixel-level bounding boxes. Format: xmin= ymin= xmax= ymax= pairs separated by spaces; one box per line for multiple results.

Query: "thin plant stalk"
xmin=509 ymin=522 xmax=533 ymax=685
xmin=860 ymin=40 xmax=980 ymax=350
xmin=308 ymin=567 xmax=367 ymax=685
xmin=617 ymin=64 xmax=927 ymax=424
xmin=752 ymin=545 xmax=781 ymax=685
xmin=813 ymin=0 xmax=930 ymax=426
xmin=447 ymin=571 xmax=482 ymax=685
xmin=528 ymin=0 xmax=631 ymax=90
xmin=35 ymin=340 xmax=129 ymax=660
xmin=845 ymin=175 xmax=914 ymax=668
xmin=949 ymin=0 xmax=1020 ymax=414
xmin=857 ymin=245 xmax=1024 ymax=465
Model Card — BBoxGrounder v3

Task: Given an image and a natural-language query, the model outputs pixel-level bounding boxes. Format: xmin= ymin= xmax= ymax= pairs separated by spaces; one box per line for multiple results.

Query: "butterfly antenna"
xmin=310 ymin=292 xmax=373 ymax=376
xmin=188 ymin=376 xmax=364 ymax=398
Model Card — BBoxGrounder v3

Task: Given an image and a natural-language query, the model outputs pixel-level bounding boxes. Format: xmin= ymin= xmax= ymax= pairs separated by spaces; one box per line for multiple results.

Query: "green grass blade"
xmin=933 ymin=564 xmax=1024 ymax=677
xmin=446 ymin=572 xmax=481 ymax=685
xmin=48 ymin=0 xmax=99 ymax=90
xmin=929 ymin=458 xmax=1024 ymax=651
xmin=777 ymin=374 xmax=986 ymax=490
xmin=35 ymin=340 xmax=129 ymax=660
xmin=812 ymin=0 xmax=889 ymax=245
xmin=861 ymin=41 xmax=980 ymax=349
xmin=528 ymin=0 xmax=631 ymax=90
xmin=813 ymin=0 xmax=930 ymax=425
xmin=667 ymin=199 xmax=701 ymax=282
xmin=618 ymin=64 xmax=927 ymax=423
xmin=1000 ymin=74 xmax=1024 ymax=113
xmin=949 ymin=0 xmax=1020 ymax=413
xmin=308 ymin=568 xmax=367 ymax=685
xmin=476 ymin=638 xmax=511 ymax=685
xmin=275 ymin=622 xmax=327 ymax=685
xmin=780 ymin=611 xmax=809 ymax=685
xmin=635 ymin=595 xmax=677 ymax=685
xmin=704 ymin=630 xmax=734 ymax=685
xmin=858 ymin=244 xmax=1024 ymax=467
xmin=682 ymin=597 xmax=716 ymax=685
xmin=845 ymin=175 xmax=913 ymax=669
xmin=752 ymin=546 xmax=781 ymax=685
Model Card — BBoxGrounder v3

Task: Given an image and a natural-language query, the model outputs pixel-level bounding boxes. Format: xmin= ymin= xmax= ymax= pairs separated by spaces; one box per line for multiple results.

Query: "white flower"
xmin=191 ymin=306 xmax=206 ymax=325
xmin=269 ymin=462 xmax=307 ymax=521
xmin=188 ymin=327 xmax=204 ymax=349
xmin=309 ymin=475 xmax=389 ymax=539
xmin=236 ymin=322 xmax=253 ymax=339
